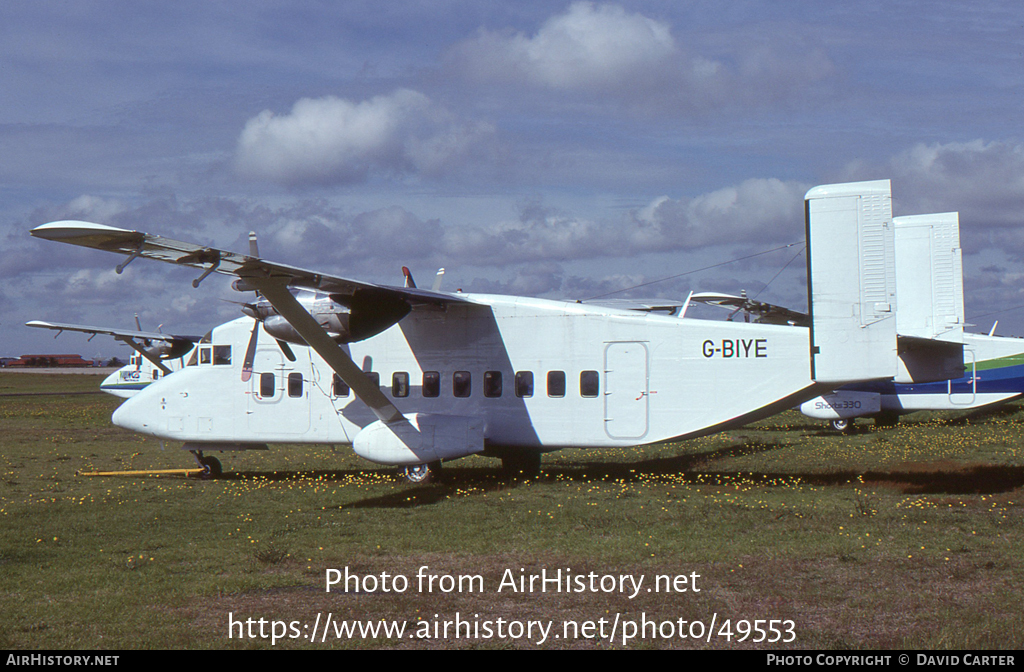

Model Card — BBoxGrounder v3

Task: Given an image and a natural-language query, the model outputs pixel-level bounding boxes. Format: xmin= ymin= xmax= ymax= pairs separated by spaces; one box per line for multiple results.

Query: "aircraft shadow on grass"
xmin=216 ymin=432 xmax=1024 ymax=510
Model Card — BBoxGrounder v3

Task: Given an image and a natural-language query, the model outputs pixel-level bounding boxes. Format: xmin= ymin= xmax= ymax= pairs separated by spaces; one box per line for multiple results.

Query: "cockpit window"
xmin=213 ymin=345 xmax=231 ymax=365
xmin=186 ymin=349 xmax=198 ymax=367
xmin=199 ymin=347 xmax=211 ymax=365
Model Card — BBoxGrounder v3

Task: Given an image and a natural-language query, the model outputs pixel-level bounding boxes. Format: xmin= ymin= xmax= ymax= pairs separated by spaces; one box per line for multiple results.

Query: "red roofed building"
xmin=8 ymin=354 xmax=94 ymax=368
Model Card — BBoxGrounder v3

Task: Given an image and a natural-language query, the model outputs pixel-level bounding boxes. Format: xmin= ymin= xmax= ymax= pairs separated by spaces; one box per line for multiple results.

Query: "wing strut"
xmin=114 ymin=336 xmax=172 ymax=375
xmin=248 ymin=278 xmax=407 ymax=426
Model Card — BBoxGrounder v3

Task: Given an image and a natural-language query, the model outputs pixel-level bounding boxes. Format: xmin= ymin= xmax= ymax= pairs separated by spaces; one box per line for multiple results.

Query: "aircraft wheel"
xmin=199 ymin=456 xmax=222 ymax=480
xmin=502 ymin=451 xmax=541 ymax=479
xmin=402 ymin=461 xmax=441 ymax=484
xmin=830 ymin=418 xmax=851 ymax=433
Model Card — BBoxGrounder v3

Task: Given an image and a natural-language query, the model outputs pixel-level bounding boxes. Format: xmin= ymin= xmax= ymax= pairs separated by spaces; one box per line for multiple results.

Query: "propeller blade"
xmin=241 ymin=320 xmax=259 ymax=382
xmin=275 ymin=339 xmax=296 ymax=362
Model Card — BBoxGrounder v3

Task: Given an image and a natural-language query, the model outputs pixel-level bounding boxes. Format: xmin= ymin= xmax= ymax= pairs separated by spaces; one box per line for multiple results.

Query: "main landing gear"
xmin=402 ymin=461 xmax=441 ymax=484
xmin=189 ymin=449 xmax=222 ymax=480
xmin=830 ymin=418 xmax=852 ymax=433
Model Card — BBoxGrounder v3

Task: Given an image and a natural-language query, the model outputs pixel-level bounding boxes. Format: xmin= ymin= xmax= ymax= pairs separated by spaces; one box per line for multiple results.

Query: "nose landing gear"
xmin=189 ymin=449 xmax=222 ymax=480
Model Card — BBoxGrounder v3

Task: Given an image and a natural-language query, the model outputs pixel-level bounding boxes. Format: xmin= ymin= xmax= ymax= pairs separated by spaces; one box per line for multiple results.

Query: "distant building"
xmin=8 ymin=354 xmax=94 ymax=368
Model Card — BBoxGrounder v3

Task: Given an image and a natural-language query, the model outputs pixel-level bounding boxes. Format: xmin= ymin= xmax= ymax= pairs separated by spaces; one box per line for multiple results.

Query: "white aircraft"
xmin=30 ymin=180 xmax=966 ymax=482
xmin=25 ymin=320 xmax=199 ymax=398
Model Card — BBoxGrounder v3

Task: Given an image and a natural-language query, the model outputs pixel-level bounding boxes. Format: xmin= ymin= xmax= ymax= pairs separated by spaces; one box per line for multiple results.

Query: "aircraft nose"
xmin=112 ymin=394 xmax=150 ymax=434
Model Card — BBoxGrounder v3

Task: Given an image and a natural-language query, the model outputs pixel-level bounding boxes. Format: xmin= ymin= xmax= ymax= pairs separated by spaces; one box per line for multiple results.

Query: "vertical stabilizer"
xmin=892 ymin=212 xmax=965 ymax=383
xmin=893 ymin=213 xmax=963 ymax=342
xmin=805 ymin=180 xmax=897 ymax=384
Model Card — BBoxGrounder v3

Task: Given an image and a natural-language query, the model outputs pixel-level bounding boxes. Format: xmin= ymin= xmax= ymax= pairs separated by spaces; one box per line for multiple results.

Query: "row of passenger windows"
xmin=331 ymin=370 xmax=600 ymax=400
xmin=255 ymin=369 xmax=601 ymax=400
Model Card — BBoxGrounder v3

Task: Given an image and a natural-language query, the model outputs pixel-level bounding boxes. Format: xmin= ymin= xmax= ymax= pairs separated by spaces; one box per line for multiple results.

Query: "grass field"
xmin=1 ymin=371 xmax=1022 ymax=649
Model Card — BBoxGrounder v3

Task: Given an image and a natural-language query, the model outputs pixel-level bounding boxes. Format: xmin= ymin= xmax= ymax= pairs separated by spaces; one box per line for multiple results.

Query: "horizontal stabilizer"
xmin=806 ymin=180 xmax=897 ymax=384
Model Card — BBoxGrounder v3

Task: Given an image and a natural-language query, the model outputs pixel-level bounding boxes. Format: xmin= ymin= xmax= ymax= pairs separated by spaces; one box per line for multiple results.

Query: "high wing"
xmin=26 ymin=320 xmax=200 ymax=346
xmin=30 ymin=220 xmax=468 ymax=308
xmin=25 ymin=319 xmax=200 ymax=374
xmin=689 ymin=291 xmax=810 ymax=327
xmin=30 ymin=220 xmax=470 ymax=427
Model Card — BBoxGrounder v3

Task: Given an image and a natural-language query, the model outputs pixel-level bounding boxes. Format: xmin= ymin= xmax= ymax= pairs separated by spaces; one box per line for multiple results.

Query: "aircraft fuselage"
xmin=111 ymin=294 xmax=820 ymax=460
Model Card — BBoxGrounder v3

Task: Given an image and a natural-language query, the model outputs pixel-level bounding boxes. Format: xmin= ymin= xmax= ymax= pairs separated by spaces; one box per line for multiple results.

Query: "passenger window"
xmin=260 ymin=372 xmax=275 ymax=398
xmin=580 ymin=370 xmax=599 ymax=398
xmin=152 ymin=370 xmax=160 ymax=381
xmin=484 ymin=371 xmax=502 ymax=398
xmin=366 ymin=371 xmax=380 ymax=388
xmin=453 ymin=371 xmax=472 ymax=398
xmin=422 ymin=371 xmax=440 ymax=398
xmin=288 ymin=372 xmax=303 ymax=397
xmin=393 ymin=372 xmax=410 ymax=397
xmin=515 ymin=371 xmax=534 ymax=398
xmin=333 ymin=374 xmax=350 ymax=398
xmin=213 ymin=345 xmax=231 ymax=365
xmin=547 ymin=371 xmax=566 ymax=398
xmin=199 ymin=347 xmax=211 ymax=365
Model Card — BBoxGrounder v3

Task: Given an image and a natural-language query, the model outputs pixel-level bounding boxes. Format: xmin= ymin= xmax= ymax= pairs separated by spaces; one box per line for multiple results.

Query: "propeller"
xmin=238 ymin=232 xmax=295 ymax=381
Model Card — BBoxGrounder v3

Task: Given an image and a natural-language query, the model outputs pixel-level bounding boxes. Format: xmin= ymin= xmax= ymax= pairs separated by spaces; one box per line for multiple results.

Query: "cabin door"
xmin=247 ymin=347 xmax=311 ymax=434
xmin=604 ymin=342 xmax=649 ymax=439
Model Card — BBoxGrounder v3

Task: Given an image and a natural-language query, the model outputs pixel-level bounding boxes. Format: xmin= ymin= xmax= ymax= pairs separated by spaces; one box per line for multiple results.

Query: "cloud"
xmin=447 ymin=2 xmax=675 ymax=91
xmin=443 ymin=2 xmax=833 ymax=111
xmin=844 ymin=139 xmax=1024 ymax=256
xmin=234 ymin=89 xmax=495 ymax=185
xmin=629 ymin=178 xmax=809 ymax=249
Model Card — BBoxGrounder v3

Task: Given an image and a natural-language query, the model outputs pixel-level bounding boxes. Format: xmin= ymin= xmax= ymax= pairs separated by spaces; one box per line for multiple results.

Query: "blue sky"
xmin=2 ymin=1 xmax=1023 ymax=358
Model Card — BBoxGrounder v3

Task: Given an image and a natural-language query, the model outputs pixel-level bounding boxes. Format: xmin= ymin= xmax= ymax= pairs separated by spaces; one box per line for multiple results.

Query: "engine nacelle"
xmin=353 ymin=414 xmax=485 ymax=465
xmin=146 ymin=339 xmax=195 ymax=361
xmin=262 ymin=314 xmax=350 ymax=345
xmin=800 ymin=391 xmax=881 ymax=420
xmin=239 ymin=286 xmax=410 ymax=344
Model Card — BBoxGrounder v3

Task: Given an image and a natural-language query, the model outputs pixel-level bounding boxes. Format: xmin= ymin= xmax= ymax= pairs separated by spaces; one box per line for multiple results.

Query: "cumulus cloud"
xmin=234 ymin=89 xmax=495 ymax=185
xmin=629 ymin=178 xmax=809 ymax=249
xmin=448 ymin=2 xmax=675 ymax=90
xmin=844 ymin=139 xmax=1024 ymax=256
xmin=443 ymin=2 xmax=833 ymax=110
xmin=887 ymin=140 xmax=1024 ymax=228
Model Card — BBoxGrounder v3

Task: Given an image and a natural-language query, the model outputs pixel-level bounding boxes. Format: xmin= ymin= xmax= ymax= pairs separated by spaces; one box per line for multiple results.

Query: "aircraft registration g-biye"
xmin=29 ymin=180 xmax=973 ymax=483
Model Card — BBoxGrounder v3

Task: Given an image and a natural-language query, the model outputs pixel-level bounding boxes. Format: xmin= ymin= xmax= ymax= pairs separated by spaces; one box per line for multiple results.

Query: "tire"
xmin=830 ymin=418 xmax=851 ymax=432
xmin=198 ymin=455 xmax=222 ymax=480
xmin=402 ymin=461 xmax=441 ymax=484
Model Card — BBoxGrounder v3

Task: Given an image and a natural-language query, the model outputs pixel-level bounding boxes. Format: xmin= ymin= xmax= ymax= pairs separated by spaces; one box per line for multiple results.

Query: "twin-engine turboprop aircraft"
xmin=25 ymin=320 xmax=199 ymax=398
xmin=30 ymin=180 xmax=967 ymax=482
